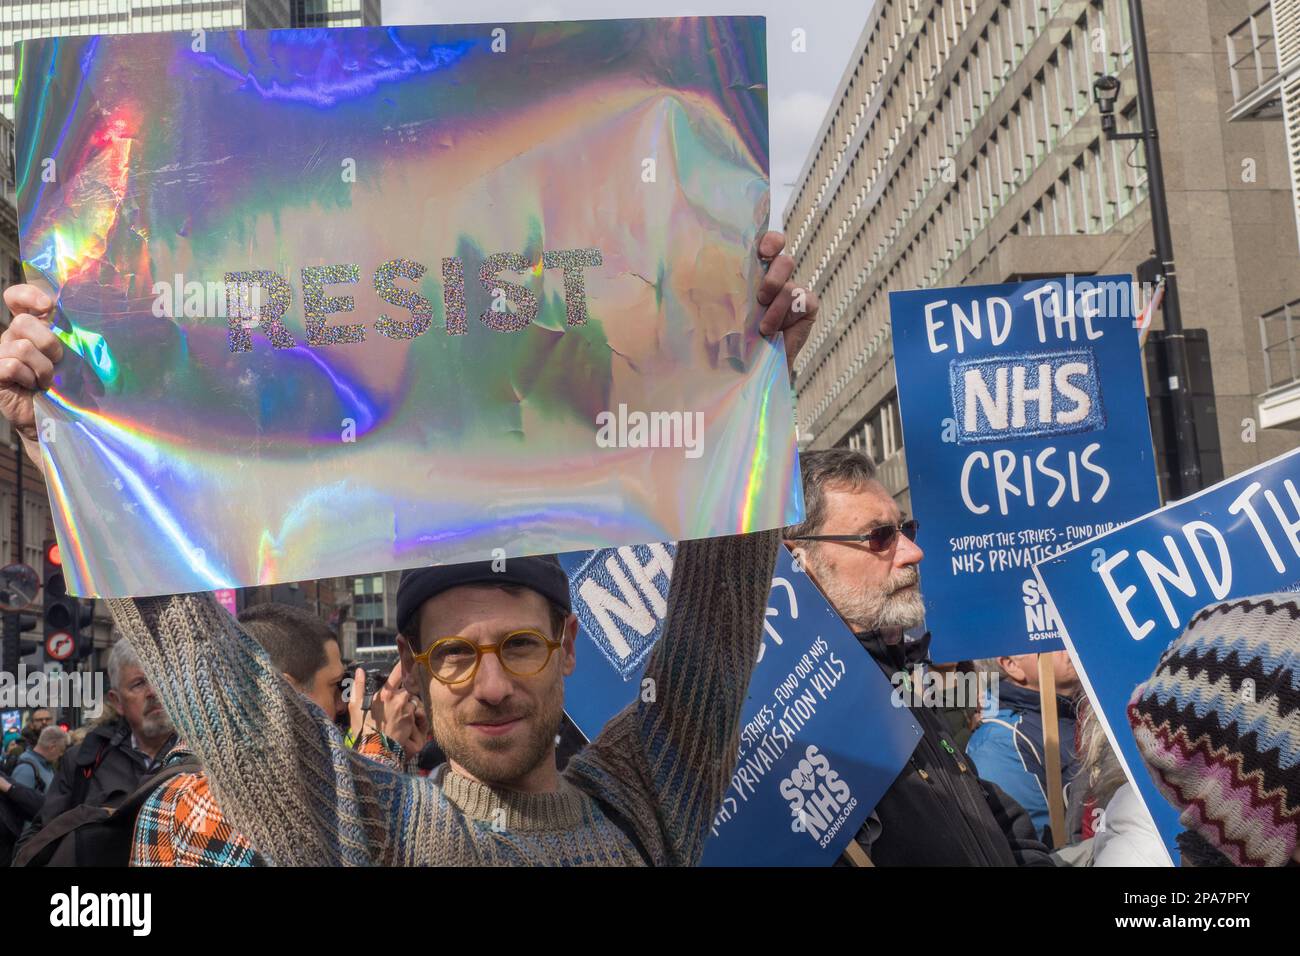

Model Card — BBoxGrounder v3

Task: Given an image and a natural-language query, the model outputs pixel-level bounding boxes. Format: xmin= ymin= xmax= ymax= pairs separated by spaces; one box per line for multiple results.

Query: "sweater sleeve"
xmin=1 ymin=776 xmax=45 ymax=819
xmin=105 ymin=593 xmax=440 ymax=866
xmin=563 ymin=529 xmax=779 ymax=865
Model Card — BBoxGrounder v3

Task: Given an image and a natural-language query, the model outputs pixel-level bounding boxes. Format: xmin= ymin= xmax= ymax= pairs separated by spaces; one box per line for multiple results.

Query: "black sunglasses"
xmin=788 ymin=519 xmax=920 ymax=553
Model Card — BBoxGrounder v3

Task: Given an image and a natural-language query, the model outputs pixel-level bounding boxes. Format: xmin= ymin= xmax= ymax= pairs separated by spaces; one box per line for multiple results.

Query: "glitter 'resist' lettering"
xmin=223 ymin=248 xmax=602 ymax=351
xmin=479 ymin=252 xmax=539 ymax=332
xmin=542 ymin=248 xmax=602 ymax=326
xmin=374 ymin=257 xmax=433 ymax=340
xmin=225 ymin=270 xmax=295 ymax=353
xmin=303 ymin=263 xmax=365 ymax=346
xmin=441 ymin=256 xmax=467 ymax=336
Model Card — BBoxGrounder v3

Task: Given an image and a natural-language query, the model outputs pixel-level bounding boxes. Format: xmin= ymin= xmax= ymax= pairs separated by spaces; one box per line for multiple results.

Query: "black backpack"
xmin=13 ymin=756 xmax=200 ymax=867
xmin=9 ymin=751 xmax=50 ymax=794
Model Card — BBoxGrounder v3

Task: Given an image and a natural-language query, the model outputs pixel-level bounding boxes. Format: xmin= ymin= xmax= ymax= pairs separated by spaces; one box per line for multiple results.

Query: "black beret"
xmin=396 ymin=554 xmax=572 ymax=638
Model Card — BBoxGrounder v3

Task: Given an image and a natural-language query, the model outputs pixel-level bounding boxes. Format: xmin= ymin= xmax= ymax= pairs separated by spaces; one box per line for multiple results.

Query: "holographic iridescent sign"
xmin=15 ymin=18 xmax=800 ymax=598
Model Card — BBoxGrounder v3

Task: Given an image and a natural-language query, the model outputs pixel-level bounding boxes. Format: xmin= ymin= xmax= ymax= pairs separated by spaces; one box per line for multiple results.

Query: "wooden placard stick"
xmin=1038 ymin=654 xmax=1067 ymax=847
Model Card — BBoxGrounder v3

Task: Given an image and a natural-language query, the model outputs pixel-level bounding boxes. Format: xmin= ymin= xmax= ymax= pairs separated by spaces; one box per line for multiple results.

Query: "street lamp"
xmin=1091 ymin=74 xmax=1125 ymax=138
xmin=1092 ymin=0 xmax=1202 ymax=499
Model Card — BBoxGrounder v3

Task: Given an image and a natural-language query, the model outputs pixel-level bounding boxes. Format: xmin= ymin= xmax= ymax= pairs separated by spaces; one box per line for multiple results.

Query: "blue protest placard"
xmin=560 ymin=543 xmax=922 ymax=866
xmin=889 ymin=276 xmax=1161 ymax=662
xmin=1034 ymin=446 xmax=1300 ymax=859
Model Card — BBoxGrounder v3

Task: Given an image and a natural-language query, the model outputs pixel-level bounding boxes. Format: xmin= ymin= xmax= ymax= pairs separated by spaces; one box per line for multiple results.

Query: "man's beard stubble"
xmin=808 ymin=554 xmax=926 ymax=634
xmin=429 ymin=686 xmax=564 ymax=788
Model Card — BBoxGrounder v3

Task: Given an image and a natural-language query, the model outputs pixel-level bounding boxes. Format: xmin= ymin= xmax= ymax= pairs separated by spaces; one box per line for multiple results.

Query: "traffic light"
xmin=42 ymin=540 xmax=88 ymax=662
xmin=73 ymin=601 xmax=95 ymax=660
xmin=1 ymin=611 xmax=37 ymax=675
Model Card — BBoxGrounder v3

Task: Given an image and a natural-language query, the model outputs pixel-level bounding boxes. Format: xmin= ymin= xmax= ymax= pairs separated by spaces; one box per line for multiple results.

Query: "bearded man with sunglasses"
xmin=785 ymin=449 xmax=1052 ymax=867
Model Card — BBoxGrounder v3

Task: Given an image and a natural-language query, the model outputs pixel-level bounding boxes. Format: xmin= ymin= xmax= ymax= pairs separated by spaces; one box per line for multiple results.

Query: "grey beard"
xmin=139 ymin=711 xmax=174 ymax=739
xmin=873 ymin=586 xmax=926 ymax=630
xmin=812 ymin=559 xmax=926 ymax=633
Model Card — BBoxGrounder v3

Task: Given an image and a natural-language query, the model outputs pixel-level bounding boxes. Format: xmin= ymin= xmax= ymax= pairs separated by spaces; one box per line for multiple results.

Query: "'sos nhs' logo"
xmin=779 ymin=744 xmax=857 ymax=848
xmin=950 ymin=348 xmax=1105 ymax=444
xmin=570 ymin=544 xmax=675 ymax=680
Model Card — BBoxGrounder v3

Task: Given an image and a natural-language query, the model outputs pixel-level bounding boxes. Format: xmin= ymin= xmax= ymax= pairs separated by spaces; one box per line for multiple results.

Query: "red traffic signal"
xmin=43 ymin=539 xmax=82 ymax=657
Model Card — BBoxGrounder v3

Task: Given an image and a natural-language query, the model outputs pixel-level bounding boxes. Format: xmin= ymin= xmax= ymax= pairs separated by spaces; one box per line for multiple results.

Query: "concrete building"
xmin=341 ymin=569 xmax=401 ymax=664
xmin=0 ymin=0 xmax=383 ymax=122
xmin=288 ymin=0 xmax=382 ymax=28
xmin=1232 ymin=2 xmax=1300 ymax=430
xmin=785 ymin=0 xmax=1300 ymax=509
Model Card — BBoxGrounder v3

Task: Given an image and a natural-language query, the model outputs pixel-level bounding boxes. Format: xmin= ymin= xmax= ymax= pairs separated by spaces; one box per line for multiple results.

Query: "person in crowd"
xmin=26 ymin=709 xmax=53 ymax=737
xmin=66 ymin=724 xmax=94 ymax=751
xmin=928 ymin=659 xmax=982 ymax=751
xmin=0 ymin=230 xmax=815 ymax=866
xmin=784 ymin=448 xmax=1053 ymax=866
xmin=0 ymin=769 xmax=46 ymax=866
xmin=9 ymin=725 xmax=68 ymax=795
xmin=1129 ymin=594 xmax=1300 ymax=867
xmin=13 ymin=710 xmax=53 ymax=756
xmin=14 ymin=637 xmax=177 ymax=855
xmin=132 ymin=601 xmax=417 ymax=866
xmin=0 ymin=725 xmax=69 ymax=863
xmin=967 ymin=651 xmax=1081 ymax=844
xmin=1072 ymin=697 xmax=1166 ymax=866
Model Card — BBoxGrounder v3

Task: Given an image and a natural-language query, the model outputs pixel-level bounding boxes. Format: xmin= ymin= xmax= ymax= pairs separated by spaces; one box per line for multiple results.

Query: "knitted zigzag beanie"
xmin=1128 ymin=595 xmax=1300 ymax=867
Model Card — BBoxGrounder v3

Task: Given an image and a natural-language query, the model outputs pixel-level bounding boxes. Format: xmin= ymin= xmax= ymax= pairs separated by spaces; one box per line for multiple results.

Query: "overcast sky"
xmin=382 ymin=0 xmax=877 ymax=227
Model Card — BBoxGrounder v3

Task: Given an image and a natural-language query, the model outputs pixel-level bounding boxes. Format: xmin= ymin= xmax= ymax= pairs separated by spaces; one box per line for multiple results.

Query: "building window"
xmin=22 ymin=497 xmax=49 ymax=571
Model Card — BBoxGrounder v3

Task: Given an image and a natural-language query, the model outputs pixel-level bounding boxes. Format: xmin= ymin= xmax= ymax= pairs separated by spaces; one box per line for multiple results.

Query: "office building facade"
xmin=785 ymin=0 xmax=1300 ymax=509
xmin=0 ymin=0 xmax=382 ymax=122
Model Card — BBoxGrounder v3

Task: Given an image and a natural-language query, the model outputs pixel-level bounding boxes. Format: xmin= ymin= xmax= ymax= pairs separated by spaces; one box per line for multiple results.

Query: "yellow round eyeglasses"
xmin=411 ymin=630 xmax=563 ymax=685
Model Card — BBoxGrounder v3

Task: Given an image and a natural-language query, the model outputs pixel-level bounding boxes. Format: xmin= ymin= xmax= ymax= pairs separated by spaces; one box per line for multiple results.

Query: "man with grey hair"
xmin=10 ymin=726 xmax=69 ymax=793
xmin=967 ymin=652 xmax=1082 ymax=844
xmin=786 ymin=448 xmax=1051 ymax=867
xmin=15 ymin=636 xmax=177 ymax=861
xmin=0 ymin=725 xmax=70 ymax=859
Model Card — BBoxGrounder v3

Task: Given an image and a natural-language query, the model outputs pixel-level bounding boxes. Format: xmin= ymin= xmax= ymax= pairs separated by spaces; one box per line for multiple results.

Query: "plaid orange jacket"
xmin=131 ymin=733 xmax=409 ymax=867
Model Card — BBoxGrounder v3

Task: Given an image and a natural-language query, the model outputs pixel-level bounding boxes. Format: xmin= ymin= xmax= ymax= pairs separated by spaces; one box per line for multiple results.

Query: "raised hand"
xmin=0 ymin=284 xmax=63 ymax=457
xmin=755 ymin=231 xmax=818 ymax=373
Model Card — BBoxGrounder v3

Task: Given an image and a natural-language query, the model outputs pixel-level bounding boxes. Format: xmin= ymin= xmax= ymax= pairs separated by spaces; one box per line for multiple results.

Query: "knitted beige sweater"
xmin=106 ymin=530 xmax=778 ymax=866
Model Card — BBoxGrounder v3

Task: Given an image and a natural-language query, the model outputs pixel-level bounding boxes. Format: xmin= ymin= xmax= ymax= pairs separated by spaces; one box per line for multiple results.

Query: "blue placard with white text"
xmin=889 ymin=276 xmax=1161 ymax=661
xmin=560 ymin=542 xmax=923 ymax=866
xmin=1034 ymin=446 xmax=1300 ymax=859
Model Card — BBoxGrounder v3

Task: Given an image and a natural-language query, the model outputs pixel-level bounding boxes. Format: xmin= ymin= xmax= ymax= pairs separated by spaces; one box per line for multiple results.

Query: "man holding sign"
xmin=786 ymin=449 xmax=1051 ymax=866
xmin=0 ymin=232 xmax=817 ymax=866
